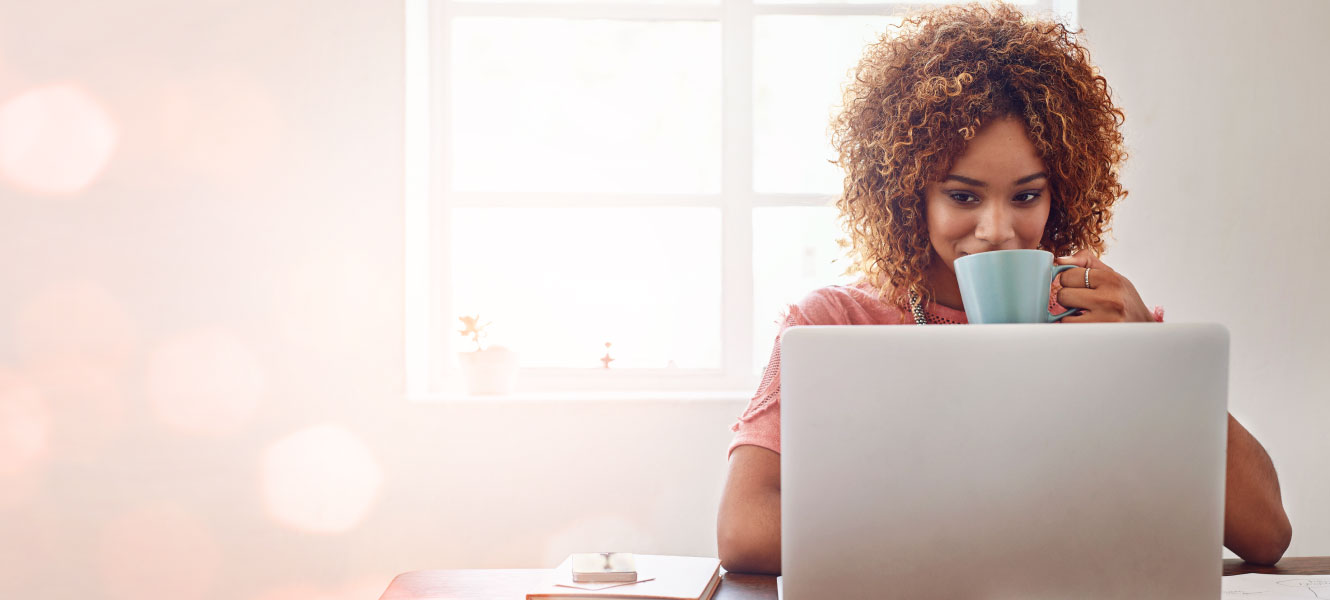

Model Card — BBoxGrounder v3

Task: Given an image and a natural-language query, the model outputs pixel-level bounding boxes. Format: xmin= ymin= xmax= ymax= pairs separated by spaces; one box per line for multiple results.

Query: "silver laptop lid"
xmin=780 ymin=323 xmax=1228 ymax=600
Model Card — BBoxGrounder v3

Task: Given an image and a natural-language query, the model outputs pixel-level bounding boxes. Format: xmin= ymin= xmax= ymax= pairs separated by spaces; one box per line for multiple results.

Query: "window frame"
xmin=405 ymin=0 xmax=1075 ymax=398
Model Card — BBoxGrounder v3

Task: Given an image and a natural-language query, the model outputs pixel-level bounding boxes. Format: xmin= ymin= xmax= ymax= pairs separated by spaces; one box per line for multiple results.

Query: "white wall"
xmin=0 ymin=1 xmax=1325 ymax=599
xmin=1079 ymin=0 xmax=1330 ymax=558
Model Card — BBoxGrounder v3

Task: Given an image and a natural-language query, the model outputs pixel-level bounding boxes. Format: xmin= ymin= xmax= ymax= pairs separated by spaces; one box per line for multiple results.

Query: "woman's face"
xmin=924 ymin=116 xmax=1052 ymax=276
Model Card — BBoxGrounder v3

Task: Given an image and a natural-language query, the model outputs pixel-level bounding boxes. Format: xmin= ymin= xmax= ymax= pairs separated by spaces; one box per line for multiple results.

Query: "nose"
xmin=974 ymin=201 xmax=1017 ymax=248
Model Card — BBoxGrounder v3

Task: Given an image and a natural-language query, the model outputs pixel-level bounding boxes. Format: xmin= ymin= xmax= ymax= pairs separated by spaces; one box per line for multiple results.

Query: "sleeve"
xmin=727 ymin=311 xmax=795 ymax=459
xmin=727 ymin=287 xmax=860 ymax=459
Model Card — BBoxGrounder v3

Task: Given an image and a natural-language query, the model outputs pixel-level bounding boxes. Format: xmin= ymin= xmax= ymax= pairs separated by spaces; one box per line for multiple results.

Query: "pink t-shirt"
xmin=727 ymin=279 xmax=1165 ymax=458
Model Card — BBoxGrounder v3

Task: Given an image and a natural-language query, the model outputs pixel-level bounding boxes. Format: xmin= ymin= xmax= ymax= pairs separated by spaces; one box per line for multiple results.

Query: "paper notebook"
xmin=525 ymin=554 xmax=721 ymax=600
xmin=1223 ymin=573 xmax=1330 ymax=598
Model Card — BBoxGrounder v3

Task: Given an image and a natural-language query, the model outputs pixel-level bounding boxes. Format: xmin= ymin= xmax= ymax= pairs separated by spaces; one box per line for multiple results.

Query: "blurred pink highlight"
xmin=249 ymin=578 xmax=391 ymax=600
xmin=23 ymin=357 xmax=127 ymax=461
xmin=14 ymin=281 xmax=135 ymax=455
xmin=261 ymin=424 xmax=384 ymax=534
xmin=15 ymin=279 xmax=139 ymax=368
xmin=0 ymin=467 xmax=42 ymax=512
xmin=0 ymin=368 xmax=49 ymax=475
xmin=155 ymin=69 xmax=284 ymax=178
xmin=251 ymin=584 xmax=341 ymax=600
xmin=0 ymin=83 xmax=118 ymax=194
xmin=98 ymin=504 xmax=221 ymax=600
xmin=146 ymin=326 xmax=266 ymax=437
xmin=0 ymin=368 xmax=49 ymax=510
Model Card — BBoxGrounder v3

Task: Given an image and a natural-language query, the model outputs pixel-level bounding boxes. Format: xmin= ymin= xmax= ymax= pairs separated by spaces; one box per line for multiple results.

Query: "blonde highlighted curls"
xmin=830 ymin=2 xmax=1127 ymax=309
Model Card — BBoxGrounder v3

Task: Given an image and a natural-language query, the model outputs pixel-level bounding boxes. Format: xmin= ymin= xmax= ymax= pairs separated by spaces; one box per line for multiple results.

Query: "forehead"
xmin=950 ymin=117 xmax=1045 ymax=176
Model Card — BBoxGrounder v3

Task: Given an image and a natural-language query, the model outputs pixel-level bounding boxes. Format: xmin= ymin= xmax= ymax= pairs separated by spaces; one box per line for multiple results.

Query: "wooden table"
xmin=379 ymin=557 xmax=1330 ymax=600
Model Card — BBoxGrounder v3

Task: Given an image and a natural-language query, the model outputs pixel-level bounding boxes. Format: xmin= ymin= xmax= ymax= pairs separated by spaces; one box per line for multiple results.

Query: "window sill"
xmin=407 ymin=389 xmax=754 ymax=404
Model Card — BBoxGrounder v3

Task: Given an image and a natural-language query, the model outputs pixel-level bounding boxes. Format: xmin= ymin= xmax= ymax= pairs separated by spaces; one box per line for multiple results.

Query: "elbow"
xmin=716 ymin=528 xmax=746 ymax=573
xmin=717 ymin=519 xmax=781 ymax=575
xmin=718 ymin=543 xmax=779 ymax=576
xmin=1238 ymin=546 xmax=1287 ymax=567
xmin=1238 ymin=517 xmax=1293 ymax=566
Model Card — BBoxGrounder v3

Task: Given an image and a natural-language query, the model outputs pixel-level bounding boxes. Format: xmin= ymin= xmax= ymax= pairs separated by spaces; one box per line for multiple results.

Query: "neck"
xmin=925 ymin=255 xmax=965 ymax=311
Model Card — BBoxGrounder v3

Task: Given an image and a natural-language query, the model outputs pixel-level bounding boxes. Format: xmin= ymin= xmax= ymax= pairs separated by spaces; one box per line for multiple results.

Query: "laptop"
xmin=779 ymin=323 xmax=1229 ymax=600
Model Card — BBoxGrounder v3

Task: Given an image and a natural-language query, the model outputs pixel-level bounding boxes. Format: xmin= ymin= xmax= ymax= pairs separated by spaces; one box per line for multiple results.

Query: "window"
xmin=405 ymin=0 xmax=1076 ymax=397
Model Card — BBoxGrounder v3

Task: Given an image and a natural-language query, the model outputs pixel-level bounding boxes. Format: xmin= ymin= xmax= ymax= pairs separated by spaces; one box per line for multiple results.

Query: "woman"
xmin=716 ymin=3 xmax=1292 ymax=574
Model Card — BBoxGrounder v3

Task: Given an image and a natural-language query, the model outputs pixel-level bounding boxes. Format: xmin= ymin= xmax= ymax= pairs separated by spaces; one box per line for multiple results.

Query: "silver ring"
xmin=1084 ymin=267 xmax=1092 ymax=289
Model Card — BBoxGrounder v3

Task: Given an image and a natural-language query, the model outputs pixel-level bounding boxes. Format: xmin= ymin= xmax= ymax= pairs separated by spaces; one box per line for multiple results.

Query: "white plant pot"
xmin=457 ymin=346 xmax=519 ymax=395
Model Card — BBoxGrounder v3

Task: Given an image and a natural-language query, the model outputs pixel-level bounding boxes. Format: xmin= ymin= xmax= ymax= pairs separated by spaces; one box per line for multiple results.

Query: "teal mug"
xmin=954 ymin=249 xmax=1077 ymax=324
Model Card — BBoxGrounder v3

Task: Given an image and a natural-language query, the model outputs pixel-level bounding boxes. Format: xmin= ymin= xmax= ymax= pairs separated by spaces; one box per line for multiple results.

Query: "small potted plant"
xmin=456 ymin=315 xmax=518 ymax=395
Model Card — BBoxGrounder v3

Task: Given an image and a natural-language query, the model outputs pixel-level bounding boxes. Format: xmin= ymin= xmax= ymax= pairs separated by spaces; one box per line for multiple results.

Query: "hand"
xmin=1054 ymin=249 xmax=1155 ymax=323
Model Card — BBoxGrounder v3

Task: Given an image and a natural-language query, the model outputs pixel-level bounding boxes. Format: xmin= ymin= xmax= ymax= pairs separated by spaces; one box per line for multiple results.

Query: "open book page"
xmin=1224 ymin=574 xmax=1330 ymax=598
xmin=556 ymin=578 xmax=657 ymax=592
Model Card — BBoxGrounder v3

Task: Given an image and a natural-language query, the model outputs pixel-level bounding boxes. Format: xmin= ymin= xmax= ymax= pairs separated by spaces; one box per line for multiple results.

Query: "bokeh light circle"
xmin=261 ymin=424 xmax=384 ymax=534
xmin=22 ymin=356 xmax=127 ymax=461
xmin=0 ymin=368 xmax=49 ymax=476
xmin=0 ymin=83 xmax=118 ymax=194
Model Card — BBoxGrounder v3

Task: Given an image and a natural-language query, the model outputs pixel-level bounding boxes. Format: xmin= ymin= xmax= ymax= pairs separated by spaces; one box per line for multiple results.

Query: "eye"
xmin=1014 ymin=191 xmax=1043 ymax=204
xmin=948 ymin=191 xmax=979 ymax=205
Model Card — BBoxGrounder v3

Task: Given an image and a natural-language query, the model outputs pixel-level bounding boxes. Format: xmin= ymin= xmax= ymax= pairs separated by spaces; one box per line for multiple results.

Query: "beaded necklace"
xmin=907 ymin=289 xmax=927 ymax=326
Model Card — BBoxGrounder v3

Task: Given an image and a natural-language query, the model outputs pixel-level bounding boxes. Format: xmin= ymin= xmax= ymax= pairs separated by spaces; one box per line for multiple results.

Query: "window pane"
xmin=451 ymin=207 xmax=722 ymax=368
xmin=752 ymin=206 xmax=857 ymax=373
xmin=450 ymin=19 xmax=721 ymax=193
xmin=754 ymin=15 xmax=900 ymax=194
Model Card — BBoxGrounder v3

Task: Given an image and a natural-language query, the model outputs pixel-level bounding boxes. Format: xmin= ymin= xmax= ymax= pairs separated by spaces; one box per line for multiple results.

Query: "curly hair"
xmin=830 ymin=2 xmax=1127 ymax=309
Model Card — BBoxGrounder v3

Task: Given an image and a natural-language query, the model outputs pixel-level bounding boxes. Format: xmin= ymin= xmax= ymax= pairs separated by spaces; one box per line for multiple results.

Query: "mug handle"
xmin=1047 ymin=264 xmax=1078 ymax=322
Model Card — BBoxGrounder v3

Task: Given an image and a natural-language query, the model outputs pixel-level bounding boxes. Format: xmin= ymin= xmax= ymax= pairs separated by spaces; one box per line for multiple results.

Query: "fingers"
xmin=1055 ymin=249 xmax=1114 ymax=272
xmin=1058 ymin=266 xmax=1094 ymax=289
xmin=1060 ymin=310 xmax=1106 ymax=323
xmin=1057 ymin=286 xmax=1128 ymax=320
xmin=1056 ymin=286 xmax=1090 ymax=311
xmin=1053 ymin=248 xmax=1095 ymax=268
xmin=1059 ymin=304 xmax=1124 ymax=323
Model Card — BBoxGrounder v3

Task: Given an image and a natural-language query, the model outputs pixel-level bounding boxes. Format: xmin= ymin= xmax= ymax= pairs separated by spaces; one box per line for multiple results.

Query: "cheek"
xmin=1018 ymin=205 xmax=1052 ymax=243
xmin=926 ymin=202 xmax=971 ymax=242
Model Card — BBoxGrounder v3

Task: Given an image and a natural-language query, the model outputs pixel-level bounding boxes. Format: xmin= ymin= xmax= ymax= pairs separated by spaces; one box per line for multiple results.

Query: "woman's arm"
xmin=1224 ymin=413 xmax=1293 ymax=565
xmin=716 ymin=445 xmax=782 ymax=574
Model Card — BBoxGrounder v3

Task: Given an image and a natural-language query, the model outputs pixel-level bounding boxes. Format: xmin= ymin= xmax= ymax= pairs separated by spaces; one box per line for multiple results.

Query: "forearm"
xmin=1223 ymin=413 xmax=1292 ymax=565
xmin=717 ymin=487 xmax=782 ymax=575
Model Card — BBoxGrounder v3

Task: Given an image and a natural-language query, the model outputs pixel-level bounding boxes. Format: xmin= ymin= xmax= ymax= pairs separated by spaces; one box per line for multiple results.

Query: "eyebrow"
xmin=945 ymin=172 xmax=1048 ymax=187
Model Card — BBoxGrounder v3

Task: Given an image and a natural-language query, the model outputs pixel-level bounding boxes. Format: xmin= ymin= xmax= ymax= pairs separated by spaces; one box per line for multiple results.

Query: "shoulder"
xmin=789 ymin=281 xmax=909 ymax=326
